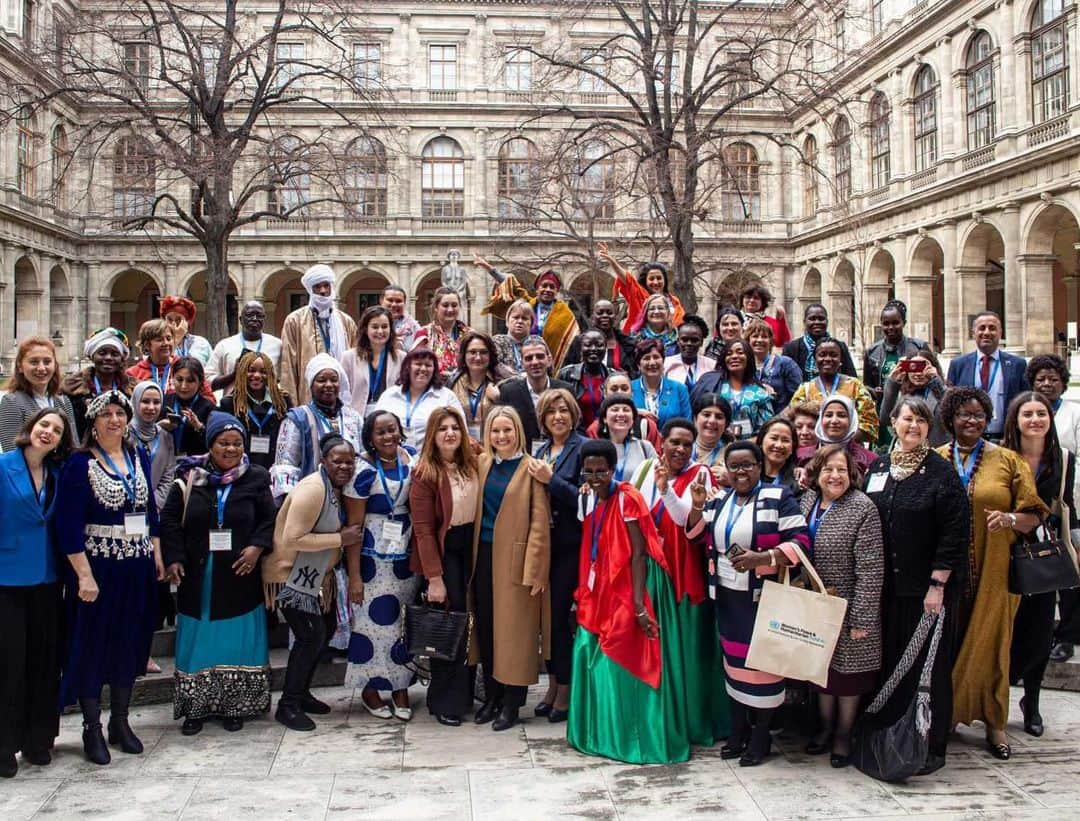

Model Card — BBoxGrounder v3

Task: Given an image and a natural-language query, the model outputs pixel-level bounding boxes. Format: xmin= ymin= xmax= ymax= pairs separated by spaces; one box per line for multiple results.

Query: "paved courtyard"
xmin=3 ymin=680 xmax=1079 ymax=820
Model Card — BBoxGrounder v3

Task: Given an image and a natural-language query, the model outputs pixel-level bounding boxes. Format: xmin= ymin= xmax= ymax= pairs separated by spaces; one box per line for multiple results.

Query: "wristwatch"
xmin=928 ymin=578 xmax=946 ymax=589
xmin=1008 ymin=512 xmax=1018 ymax=528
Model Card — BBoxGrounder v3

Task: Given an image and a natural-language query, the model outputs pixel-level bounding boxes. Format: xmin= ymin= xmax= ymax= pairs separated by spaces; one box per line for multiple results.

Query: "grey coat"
xmin=0 ymin=390 xmax=78 ymax=452
xmin=801 ymin=489 xmax=884 ymax=674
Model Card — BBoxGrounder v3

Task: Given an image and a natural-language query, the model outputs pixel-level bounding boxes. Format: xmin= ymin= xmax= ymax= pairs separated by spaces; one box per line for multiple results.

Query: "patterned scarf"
xmin=177 ymin=453 xmax=250 ymax=487
xmin=889 ymin=439 xmax=929 ymax=481
xmin=802 ymin=334 xmax=819 ymax=378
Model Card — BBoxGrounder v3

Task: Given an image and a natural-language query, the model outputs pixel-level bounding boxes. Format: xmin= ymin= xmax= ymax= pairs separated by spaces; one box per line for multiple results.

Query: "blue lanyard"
xmin=511 ymin=341 xmax=522 ymax=369
xmin=246 ymin=406 xmax=275 ymax=435
xmin=467 ymin=380 xmax=486 ymax=421
xmin=92 ymin=374 xmax=117 ymax=395
xmin=953 ymin=439 xmax=983 ymax=490
xmin=590 ymin=487 xmax=615 ymax=562
xmin=215 ymin=485 xmax=232 ymax=529
xmin=404 ymin=388 xmax=431 ymax=430
xmin=816 ymin=373 xmax=841 ymax=396
xmin=977 ymin=356 xmax=1001 ymax=393
xmin=757 ymin=354 xmax=776 ymax=382
xmin=1053 ymin=398 xmax=1063 ymax=412
xmin=723 ymin=484 xmax=759 ymax=548
xmin=148 ymin=432 xmax=160 ymax=462
xmin=536 ymin=303 xmax=550 ymax=331
xmin=309 ymin=402 xmax=343 ymax=435
xmin=376 ymin=455 xmax=406 ymax=520
xmin=725 ymin=384 xmax=745 ymax=420
xmin=176 ymin=336 xmax=190 ymax=357
xmin=369 ymin=348 xmax=388 ymax=403
xmin=807 ymin=497 xmax=832 ymax=541
xmin=172 ymin=399 xmax=187 ymax=449
xmin=316 ymin=315 xmax=333 ymax=353
xmin=692 ymin=441 xmax=723 ymax=465
xmin=151 ymin=362 xmax=171 ymax=393
xmin=614 ymin=440 xmax=636 ymax=481
xmin=97 ymin=447 xmax=139 ymax=505
xmin=684 ymin=362 xmax=696 ymax=391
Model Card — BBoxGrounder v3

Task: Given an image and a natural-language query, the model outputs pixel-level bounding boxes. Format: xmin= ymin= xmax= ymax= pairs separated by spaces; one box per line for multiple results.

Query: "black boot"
xmin=492 ymin=705 xmax=520 ymax=732
xmin=0 ymin=753 xmax=16 ymax=778
xmin=299 ymin=692 xmax=331 ymax=715
xmin=740 ymin=711 xmax=774 ymax=768
xmin=474 ymin=700 xmax=500 ymax=725
xmin=1020 ymin=694 xmax=1044 ymax=737
xmin=82 ymin=723 xmax=110 ymax=765
xmin=108 ymin=686 xmax=143 ymax=754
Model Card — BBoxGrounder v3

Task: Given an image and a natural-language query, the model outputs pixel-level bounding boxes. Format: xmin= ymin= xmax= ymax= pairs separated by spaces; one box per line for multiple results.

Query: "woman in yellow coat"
xmin=469 ymin=406 xmax=551 ymax=732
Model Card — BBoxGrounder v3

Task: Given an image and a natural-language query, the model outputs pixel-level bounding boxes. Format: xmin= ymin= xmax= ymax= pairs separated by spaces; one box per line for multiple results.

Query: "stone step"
xmin=150 ymin=623 xmax=291 ymax=657
xmin=1044 ymin=656 xmax=1080 ymax=691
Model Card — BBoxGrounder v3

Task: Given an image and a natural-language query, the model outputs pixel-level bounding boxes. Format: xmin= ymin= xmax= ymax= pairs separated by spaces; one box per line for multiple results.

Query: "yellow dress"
xmin=790 ymin=376 xmax=879 ymax=442
xmin=935 ymin=443 xmax=1047 ymax=730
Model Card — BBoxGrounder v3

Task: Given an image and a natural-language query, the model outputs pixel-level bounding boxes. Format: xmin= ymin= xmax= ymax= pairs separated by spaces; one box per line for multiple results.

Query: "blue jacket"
xmin=0 ymin=449 xmax=59 ymax=585
xmin=631 ymin=376 xmax=692 ymax=430
xmin=946 ymin=349 xmax=1029 ymax=430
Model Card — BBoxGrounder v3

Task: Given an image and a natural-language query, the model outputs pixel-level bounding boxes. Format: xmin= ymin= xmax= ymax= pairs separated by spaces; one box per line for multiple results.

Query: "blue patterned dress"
xmin=344 ymin=451 xmax=421 ymax=693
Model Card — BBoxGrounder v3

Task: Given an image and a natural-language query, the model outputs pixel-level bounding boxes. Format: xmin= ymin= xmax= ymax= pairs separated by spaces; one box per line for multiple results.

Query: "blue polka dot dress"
xmin=344 ymin=452 xmax=421 ymax=693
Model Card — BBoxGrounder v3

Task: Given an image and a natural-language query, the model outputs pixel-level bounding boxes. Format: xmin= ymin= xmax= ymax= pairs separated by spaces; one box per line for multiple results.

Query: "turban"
xmin=205 ymin=411 xmax=246 ymax=448
xmin=304 ymin=352 xmax=348 ymax=391
xmin=85 ymin=389 xmax=133 ymax=422
xmin=301 ymin=264 xmax=336 ymax=295
xmin=535 ymin=270 xmax=562 ymax=289
xmin=160 ymin=295 xmax=196 ymax=323
xmin=84 ymin=327 xmax=129 ymax=360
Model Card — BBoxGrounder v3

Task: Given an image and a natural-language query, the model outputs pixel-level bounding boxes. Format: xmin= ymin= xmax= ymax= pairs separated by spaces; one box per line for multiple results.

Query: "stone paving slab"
xmin=4 ymin=682 xmax=1079 ymax=820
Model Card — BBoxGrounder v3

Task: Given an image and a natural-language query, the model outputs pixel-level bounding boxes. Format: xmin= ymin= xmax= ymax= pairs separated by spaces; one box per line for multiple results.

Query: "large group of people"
xmin=1 ymin=253 xmax=1077 ymax=780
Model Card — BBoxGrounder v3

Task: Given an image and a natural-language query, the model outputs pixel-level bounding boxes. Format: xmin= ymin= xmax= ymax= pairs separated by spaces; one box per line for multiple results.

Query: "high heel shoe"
xmin=108 ymin=716 xmax=144 ymax=754
xmin=986 ymin=737 xmax=1012 ymax=760
xmin=1019 ymin=696 xmax=1044 ymax=737
xmin=492 ymin=705 xmax=520 ymax=731
xmin=534 ymin=701 xmax=554 ymax=717
xmin=82 ymin=723 xmax=110 ymax=765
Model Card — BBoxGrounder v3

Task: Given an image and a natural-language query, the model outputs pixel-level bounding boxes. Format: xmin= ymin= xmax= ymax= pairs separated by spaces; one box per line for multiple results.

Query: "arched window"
xmin=966 ymin=32 xmax=995 ymax=148
xmin=51 ymin=124 xmax=69 ymax=209
xmin=573 ymin=139 xmax=615 ymax=220
xmin=421 ymin=136 xmax=464 ymax=218
xmin=497 ymin=137 xmax=538 ymax=219
xmin=721 ymin=142 xmax=761 ymax=220
xmin=833 ymin=117 xmax=851 ymax=202
xmin=912 ymin=65 xmax=938 ymax=171
xmin=1031 ymin=0 xmax=1068 ymax=123
xmin=803 ymin=135 xmax=818 ymax=215
xmin=869 ymin=92 xmax=890 ymax=189
xmin=344 ymin=136 xmax=387 ymax=219
xmin=113 ymin=136 xmax=155 ymax=217
xmin=267 ymin=135 xmax=310 ymax=216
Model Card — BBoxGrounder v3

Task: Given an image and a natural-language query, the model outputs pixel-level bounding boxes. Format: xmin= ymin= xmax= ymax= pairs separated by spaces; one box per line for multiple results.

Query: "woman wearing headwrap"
xmin=797 ymin=395 xmax=877 ymax=477
xmin=62 ymin=327 xmax=135 ymax=440
xmin=56 ymin=390 xmax=164 ymax=765
xmin=789 ymin=337 xmax=879 ymax=444
xmin=160 ymin=296 xmax=212 ymax=365
xmin=597 ymin=242 xmax=685 ymax=336
xmin=129 ymin=381 xmax=176 ymax=512
xmin=161 ymin=412 xmax=276 ymax=736
xmin=279 ymin=264 xmax=359 ymax=404
xmin=0 ymin=337 xmax=79 ymax=452
xmin=162 ymin=357 xmax=215 ymax=458
xmin=265 ymin=433 xmax=365 ymax=731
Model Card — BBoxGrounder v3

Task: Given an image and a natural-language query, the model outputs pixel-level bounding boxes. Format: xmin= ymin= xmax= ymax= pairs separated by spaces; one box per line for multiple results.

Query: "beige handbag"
xmin=745 ymin=542 xmax=848 ymax=688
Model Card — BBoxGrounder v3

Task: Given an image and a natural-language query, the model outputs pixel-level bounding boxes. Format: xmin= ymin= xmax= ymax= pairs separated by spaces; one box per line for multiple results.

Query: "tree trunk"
xmin=670 ymin=215 xmax=697 ymax=315
xmin=202 ymin=230 xmax=230 ymax=343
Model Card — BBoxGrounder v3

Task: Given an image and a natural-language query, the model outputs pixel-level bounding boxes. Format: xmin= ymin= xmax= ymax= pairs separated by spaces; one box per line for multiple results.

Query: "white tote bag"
xmin=745 ymin=543 xmax=848 ymax=688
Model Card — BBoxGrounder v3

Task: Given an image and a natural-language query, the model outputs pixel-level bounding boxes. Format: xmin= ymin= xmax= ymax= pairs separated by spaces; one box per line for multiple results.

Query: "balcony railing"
xmin=1027 ymin=115 xmax=1069 ymax=147
xmin=961 ymin=144 xmax=996 ymax=170
xmin=716 ymin=219 xmax=763 ymax=234
xmin=428 ymin=89 xmax=458 ymax=102
xmin=909 ymin=166 xmax=938 ymax=190
xmin=578 ymin=91 xmax=608 ymax=105
xmin=421 ymin=216 xmax=464 ymax=230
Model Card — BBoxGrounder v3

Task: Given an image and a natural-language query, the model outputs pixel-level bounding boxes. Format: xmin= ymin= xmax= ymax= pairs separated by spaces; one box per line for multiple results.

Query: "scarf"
xmin=889 ymin=439 xmax=930 ymax=481
xmin=802 ymin=334 xmax=819 ymax=378
xmin=814 ymin=395 xmax=859 ymax=445
xmin=130 ymin=381 xmax=163 ymax=441
xmin=177 ymin=453 xmax=250 ymax=487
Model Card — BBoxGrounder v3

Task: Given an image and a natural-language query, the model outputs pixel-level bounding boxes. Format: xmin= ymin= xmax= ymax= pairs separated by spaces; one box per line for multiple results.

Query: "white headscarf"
xmin=304 ymin=353 xmax=350 ymax=405
xmin=300 ymin=263 xmax=350 ymax=363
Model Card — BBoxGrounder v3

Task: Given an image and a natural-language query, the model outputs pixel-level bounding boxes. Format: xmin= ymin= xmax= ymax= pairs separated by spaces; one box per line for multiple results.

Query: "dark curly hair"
xmin=454 ymin=330 xmax=501 ymax=379
xmin=637 ymin=260 xmax=670 ymax=292
xmin=360 ymin=409 xmax=403 ymax=458
xmin=938 ymin=386 xmax=994 ymax=434
xmin=397 ymin=348 xmax=445 ymax=390
xmin=633 ymin=337 xmax=666 ymax=367
xmin=1026 ymin=353 xmax=1070 ymax=387
xmin=719 ymin=339 xmax=759 ymax=384
xmin=741 ymin=283 xmax=773 ymax=310
xmin=596 ymin=394 xmax=641 ymax=440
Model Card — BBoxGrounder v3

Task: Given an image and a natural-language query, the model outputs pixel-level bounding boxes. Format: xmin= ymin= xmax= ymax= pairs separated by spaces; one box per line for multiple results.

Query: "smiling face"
xmin=91 ymin=345 xmax=123 ymax=376
xmin=581 ymin=331 xmax=606 ymax=365
xmin=817 ymin=451 xmax=851 ymax=501
xmin=210 ymin=430 xmax=245 ymax=471
xmin=536 ymin=279 xmax=559 ymax=304
xmin=506 ymin=305 xmax=532 ymax=340
xmin=820 ymin=402 xmax=851 ymax=441
xmin=408 ymin=356 xmax=435 ymax=391
xmin=972 ymin=314 xmax=1001 ymax=354
xmin=370 ymin=413 xmax=402 ymax=459
xmin=1033 ymin=368 xmax=1065 ymax=403
xmin=662 ymin=426 xmax=694 ymax=473
xmin=814 ymin=341 xmax=842 ymax=378
xmin=542 ymin=397 xmax=574 ymax=441
xmin=312 ymin=368 xmax=340 ymax=406
xmin=880 ymin=308 xmax=904 ymax=345
xmin=605 ymin=374 xmax=632 ymax=396
xmin=748 ymin=328 xmax=772 ymax=358
xmin=365 ymin=314 xmax=391 ymax=350
xmin=582 ymin=454 xmax=614 ymax=495
xmin=381 ymin=289 xmax=406 ymax=319
xmin=434 ymin=413 xmax=462 ymax=458
xmin=435 ymin=293 xmax=460 ymax=324
xmin=21 ymin=345 xmax=56 ymax=392
xmin=93 ymin=404 xmax=128 ymax=443
xmin=760 ymin=424 xmax=793 ymax=469
xmin=952 ymin=397 xmax=988 ymax=445
xmin=645 ymin=298 xmax=670 ymax=330
xmin=464 ymin=338 xmax=491 ymax=374
xmin=323 ymin=443 xmax=357 ymax=488
xmin=695 ymin=404 xmax=727 ymax=445
xmin=804 ymin=306 xmax=829 ymax=338
xmin=894 ymin=405 xmax=929 ymax=451
xmin=677 ymin=325 xmax=703 ymax=361
xmin=604 ymin=401 xmax=634 ymax=438
xmin=644 ymin=268 xmax=666 ymax=293
xmin=149 ymin=331 xmax=174 ymax=364
xmin=719 ymin=314 xmax=743 ymax=342
xmin=794 ymin=413 xmax=817 ymax=448
xmin=30 ymin=412 xmax=66 ymax=453
xmin=724 ymin=344 xmax=748 ymax=379
xmin=246 ymin=359 xmax=268 ymax=394
xmin=1017 ymin=399 xmax=1052 ymax=442
xmin=173 ymin=367 xmax=200 ymax=401
xmin=488 ymin=414 xmax=520 ymax=457
xmin=592 ymin=300 xmax=616 ymax=332
xmin=137 ymin=387 xmax=162 ymax=423
xmin=724 ymin=448 xmax=762 ymax=495
xmin=639 ymin=350 xmax=664 ymax=378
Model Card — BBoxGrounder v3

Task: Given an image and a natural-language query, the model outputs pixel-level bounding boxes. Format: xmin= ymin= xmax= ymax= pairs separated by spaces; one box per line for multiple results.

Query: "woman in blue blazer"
xmin=631 ymin=338 xmax=693 ymax=431
xmin=530 ymin=388 xmax=588 ymax=722
xmin=0 ymin=408 xmax=72 ymax=778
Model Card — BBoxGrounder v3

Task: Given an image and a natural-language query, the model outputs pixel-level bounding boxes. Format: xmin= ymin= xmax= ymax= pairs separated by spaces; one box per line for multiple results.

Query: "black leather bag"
xmin=404 ymin=601 xmax=471 ymax=662
xmin=1009 ymin=534 xmax=1080 ymax=595
xmin=852 ymin=610 xmax=944 ymax=782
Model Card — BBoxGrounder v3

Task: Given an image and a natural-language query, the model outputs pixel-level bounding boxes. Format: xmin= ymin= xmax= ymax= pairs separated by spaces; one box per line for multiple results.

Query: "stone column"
xmin=1001 ymin=203 xmax=1024 ymax=352
xmin=951 ymin=72 xmax=967 ymax=157
xmin=940 ymin=221 xmax=961 ymax=355
xmin=900 ymin=98 xmax=915 ymax=180
xmin=956 ymin=265 xmax=988 ymax=353
xmin=394 ymin=126 xmax=411 ymax=226
xmin=241 ymin=262 xmax=257 ymax=303
xmin=1019 ymin=253 xmax=1057 ymax=354
xmin=473 ymin=127 xmax=489 ymax=219
xmin=1012 ymin=30 xmax=1033 ymax=133
xmin=998 ymin=3 xmax=1018 ymax=136
xmin=937 ymin=39 xmax=956 ymax=159
xmin=85 ymin=261 xmax=111 ymax=335
xmin=890 ymin=68 xmax=906 ymax=179
xmin=769 ymin=264 xmax=787 ymax=321
xmin=164 ymin=262 xmax=179 ymax=296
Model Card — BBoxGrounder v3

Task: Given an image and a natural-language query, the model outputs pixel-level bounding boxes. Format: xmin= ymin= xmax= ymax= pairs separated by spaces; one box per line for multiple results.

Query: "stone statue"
xmin=440 ymin=249 xmax=467 ymax=299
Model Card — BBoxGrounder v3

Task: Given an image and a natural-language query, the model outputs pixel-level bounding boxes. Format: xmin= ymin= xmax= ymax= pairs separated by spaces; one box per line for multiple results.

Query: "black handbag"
xmin=404 ymin=600 xmax=471 ymax=662
xmin=852 ymin=610 xmax=944 ymax=782
xmin=1009 ymin=532 xmax=1080 ymax=595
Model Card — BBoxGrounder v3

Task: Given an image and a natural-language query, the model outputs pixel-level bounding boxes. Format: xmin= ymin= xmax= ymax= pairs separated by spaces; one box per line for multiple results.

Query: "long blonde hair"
xmin=231 ymin=352 xmax=289 ymax=419
xmin=482 ymin=405 xmax=527 ymax=457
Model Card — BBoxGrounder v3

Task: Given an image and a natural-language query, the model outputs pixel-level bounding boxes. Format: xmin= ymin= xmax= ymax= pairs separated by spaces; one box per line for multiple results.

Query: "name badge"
xmin=532 ymin=439 xmax=546 ymax=457
xmin=249 ymin=435 xmax=271 ymax=455
xmin=124 ymin=513 xmax=148 ymax=538
xmin=381 ymin=520 xmax=404 ymax=551
xmin=587 ymin=563 xmax=597 ymax=591
xmin=716 ymin=553 xmax=749 ymax=591
xmin=866 ymin=472 xmax=888 ymax=493
xmin=209 ymin=529 xmax=233 ymax=552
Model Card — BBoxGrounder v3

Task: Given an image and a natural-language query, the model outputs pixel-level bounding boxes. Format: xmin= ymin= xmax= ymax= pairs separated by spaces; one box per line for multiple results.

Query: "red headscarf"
xmin=160 ymin=295 xmax=196 ymax=323
xmin=535 ymin=270 xmax=562 ymax=289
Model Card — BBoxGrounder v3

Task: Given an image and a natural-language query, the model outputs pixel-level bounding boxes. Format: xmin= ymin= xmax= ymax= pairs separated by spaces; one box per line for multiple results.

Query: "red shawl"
xmin=649 ymin=464 xmax=710 ymax=606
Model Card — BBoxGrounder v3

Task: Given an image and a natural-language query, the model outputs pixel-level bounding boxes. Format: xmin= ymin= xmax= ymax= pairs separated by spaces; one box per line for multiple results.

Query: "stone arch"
xmin=798 ymin=267 xmax=822 ymax=319
xmin=864 ymin=248 xmax=896 ymax=343
xmin=260 ymin=267 xmax=305 ymax=336
xmin=413 ymin=269 xmax=445 ymax=326
xmin=828 ymin=258 xmax=856 ymax=345
xmin=952 ymin=26 xmax=1000 ymax=74
xmin=107 ymin=268 xmax=161 ymax=340
xmin=340 ymin=267 xmax=392 ymax=320
xmin=48 ymin=264 xmax=74 ymax=359
xmin=14 ymin=256 xmax=42 ymax=340
xmin=959 ymin=221 xmax=1006 ymax=330
xmin=907 ymin=236 xmax=946 ymax=351
xmin=1023 ymin=201 xmax=1080 ymax=352
xmin=181 ymin=270 xmax=242 ymax=337
xmin=565 ymin=269 xmax=615 ymax=320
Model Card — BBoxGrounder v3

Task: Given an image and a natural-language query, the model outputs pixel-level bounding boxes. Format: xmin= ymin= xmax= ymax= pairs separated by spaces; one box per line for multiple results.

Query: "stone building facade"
xmin=0 ymin=0 xmax=1078 ymax=372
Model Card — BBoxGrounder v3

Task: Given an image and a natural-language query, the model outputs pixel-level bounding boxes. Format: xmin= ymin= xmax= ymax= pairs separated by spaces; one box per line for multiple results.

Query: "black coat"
xmin=782 ymin=336 xmax=858 ymax=379
xmin=219 ymin=396 xmax=293 ymax=471
xmin=563 ymin=331 xmax=637 ymax=378
xmin=864 ymin=450 xmax=970 ymax=597
xmin=497 ymin=376 xmax=574 ymax=445
xmin=535 ymin=432 xmax=587 ymax=555
xmin=160 ymin=465 xmax=276 ymax=620
xmin=163 ymin=393 xmax=215 ymax=457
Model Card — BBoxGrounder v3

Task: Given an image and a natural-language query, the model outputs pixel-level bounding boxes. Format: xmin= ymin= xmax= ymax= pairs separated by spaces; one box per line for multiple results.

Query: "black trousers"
xmin=474 ymin=540 xmax=527 ymax=710
xmin=1055 ymin=589 xmax=1080 ymax=644
xmin=426 ymin=524 xmax=474 ymax=717
xmin=1011 ymin=591 xmax=1056 ymax=697
xmin=547 ymin=536 xmax=579 ymax=686
xmin=0 ymin=584 xmax=61 ymax=756
xmin=280 ymin=604 xmax=326 ymax=708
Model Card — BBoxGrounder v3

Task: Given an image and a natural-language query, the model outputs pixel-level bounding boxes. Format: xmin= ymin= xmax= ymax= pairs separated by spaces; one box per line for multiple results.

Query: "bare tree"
xmin=3 ymin=0 xmax=387 ymax=340
xmin=507 ymin=0 xmax=865 ymax=315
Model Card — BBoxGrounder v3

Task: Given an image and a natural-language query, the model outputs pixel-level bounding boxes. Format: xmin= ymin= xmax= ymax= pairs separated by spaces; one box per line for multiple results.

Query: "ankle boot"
xmin=82 ymin=723 xmax=111 ymax=765
xmin=108 ymin=716 xmax=144 ymax=754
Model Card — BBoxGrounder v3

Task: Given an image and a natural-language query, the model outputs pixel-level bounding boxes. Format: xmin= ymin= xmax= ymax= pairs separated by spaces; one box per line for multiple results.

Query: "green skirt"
xmin=672 ymin=591 xmax=729 ymax=745
xmin=568 ymin=559 xmax=713 ymax=764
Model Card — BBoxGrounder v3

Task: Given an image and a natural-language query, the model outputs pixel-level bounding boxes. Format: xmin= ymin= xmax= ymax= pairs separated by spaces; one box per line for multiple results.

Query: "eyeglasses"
xmin=580 ymin=468 xmax=613 ymax=480
xmin=956 ymin=412 xmax=987 ymax=422
xmin=726 ymin=463 xmax=761 ymax=474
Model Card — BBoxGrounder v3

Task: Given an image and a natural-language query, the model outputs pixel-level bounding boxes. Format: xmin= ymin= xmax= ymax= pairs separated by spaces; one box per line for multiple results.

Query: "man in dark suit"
xmin=782 ymin=303 xmax=857 ymax=380
xmin=946 ymin=311 xmax=1028 ymax=440
xmin=497 ymin=335 xmax=573 ymax=449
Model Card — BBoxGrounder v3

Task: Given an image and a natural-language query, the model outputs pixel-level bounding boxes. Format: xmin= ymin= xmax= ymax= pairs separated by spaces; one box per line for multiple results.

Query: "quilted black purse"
xmin=1009 ymin=533 xmax=1080 ymax=595
xmin=404 ymin=601 xmax=471 ymax=662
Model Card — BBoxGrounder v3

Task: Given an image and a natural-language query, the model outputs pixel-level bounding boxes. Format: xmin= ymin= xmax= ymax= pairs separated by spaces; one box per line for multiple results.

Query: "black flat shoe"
xmin=181 ymin=718 xmax=204 ymax=736
xmin=22 ymin=749 xmax=51 ymax=766
xmin=434 ymin=713 xmax=461 ymax=727
xmin=492 ymin=706 xmax=520 ymax=732
xmin=739 ymin=751 xmax=765 ymax=767
xmin=300 ymin=693 xmax=331 ymax=715
xmin=82 ymin=723 xmax=110 ymax=765
xmin=275 ymin=703 xmax=315 ymax=732
xmin=1019 ymin=696 xmax=1044 ymax=737
xmin=222 ymin=717 xmax=243 ymax=732
xmin=534 ymin=701 xmax=554 ymax=717
xmin=108 ymin=717 xmax=144 ymax=754
xmin=474 ymin=700 xmax=500 ymax=725
xmin=0 ymin=754 xmax=16 ymax=778
xmin=720 ymin=743 xmax=746 ymax=760
xmin=830 ymin=753 xmax=851 ymax=768
xmin=805 ymin=737 xmax=831 ymax=755
xmin=1050 ymin=642 xmax=1074 ymax=663
xmin=548 ymin=708 xmax=569 ymax=723
xmin=987 ymin=740 xmax=1011 ymax=761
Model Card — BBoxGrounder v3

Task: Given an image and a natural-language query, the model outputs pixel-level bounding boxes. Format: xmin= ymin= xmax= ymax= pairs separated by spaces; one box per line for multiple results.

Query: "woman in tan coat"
xmin=470 ymin=406 xmax=551 ymax=731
